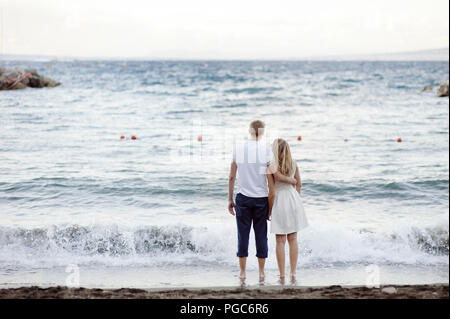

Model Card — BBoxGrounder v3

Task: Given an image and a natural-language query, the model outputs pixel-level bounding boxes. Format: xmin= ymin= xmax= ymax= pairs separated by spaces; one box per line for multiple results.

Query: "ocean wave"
xmin=304 ymin=179 xmax=449 ymax=200
xmin=224 ymin=87 xmax=283 ymax=94
xmin=0 ymin=222 xmax=447 ymax=269
xmin=211 ymin=103 xmax=248 ymax=109
xmin=0 ymin=224 xmax=198 ymax=256
xmin=140 ymin=80 xmax=163 ymax=86
xmin=342 ymin=78 xmax=362 ymax=83
xmin=0 ymin=178 xmax=226 ymax=198
xmin=166 ymin=109 xmax=204 ymax=115
xmin=1 ymin=178 xmax=447 ymax=204
xmin=404 ymin=227 xmax=449 ymax=255
xmin=201 ymin=74 xmax=248 ymax=83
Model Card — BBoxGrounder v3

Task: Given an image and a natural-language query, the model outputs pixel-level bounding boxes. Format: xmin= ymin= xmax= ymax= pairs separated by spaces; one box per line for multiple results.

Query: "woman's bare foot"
xmin=290 ymin=274 xmax=297 ymax=285
xmin=279 ymin=276 xmax=286 ymax=285
xmin=259 ymin=272 xmax=265 ymax=283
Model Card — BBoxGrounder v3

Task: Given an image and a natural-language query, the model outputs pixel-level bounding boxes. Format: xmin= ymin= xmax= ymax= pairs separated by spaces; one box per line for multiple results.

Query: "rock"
xmin=2 ymin=70 xmax=20 ymax=79
xmin=0 ymin=80 xmax=8 ymax=90
xmin=20 ymin=76 xmax=30 ymax=86
xmin=421 ymin=86 xmax=433 ymax=92
xmin=41 ymin=76 xmax=61 ymax=87
xmin=24 ymin=68 xmax=39 ymax=77
xmin=28 ymin=75 xmax=44 ymax=88
xmin=46 ymin=80 xmax=61 ymax=88
xmin=0 ymin=67 xmax=60 ymax=90
xmin=9 ymin=82 xmax=27 ymax=90
xmin=437 ymin=81 xmax=449 ymax=97
xmin=381 ymin=286 xmax=397 ymax=294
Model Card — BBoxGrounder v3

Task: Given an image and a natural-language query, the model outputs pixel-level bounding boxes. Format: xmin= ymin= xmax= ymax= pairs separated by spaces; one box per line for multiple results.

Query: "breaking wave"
xmin=0 ymin=221 xmax=447 ymax=269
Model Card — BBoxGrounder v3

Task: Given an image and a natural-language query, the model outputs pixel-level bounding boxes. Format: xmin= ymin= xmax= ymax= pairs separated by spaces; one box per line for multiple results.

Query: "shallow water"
xmin=0 ymin=60 xmax=448 ymax=287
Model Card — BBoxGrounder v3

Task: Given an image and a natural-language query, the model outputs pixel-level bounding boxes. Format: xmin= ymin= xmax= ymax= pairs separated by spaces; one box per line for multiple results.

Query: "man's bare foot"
xmin=239 ymin=272 xmax=246 ymax=286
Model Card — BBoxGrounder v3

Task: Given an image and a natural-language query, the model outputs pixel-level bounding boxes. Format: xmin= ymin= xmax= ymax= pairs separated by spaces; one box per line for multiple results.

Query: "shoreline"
xmin=0 ymin=284 xmax=447 ymax=299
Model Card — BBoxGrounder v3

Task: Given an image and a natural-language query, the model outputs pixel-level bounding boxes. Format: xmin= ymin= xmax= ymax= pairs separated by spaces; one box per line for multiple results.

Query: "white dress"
xmin=270 ymin=168 xmax=309 ymax=234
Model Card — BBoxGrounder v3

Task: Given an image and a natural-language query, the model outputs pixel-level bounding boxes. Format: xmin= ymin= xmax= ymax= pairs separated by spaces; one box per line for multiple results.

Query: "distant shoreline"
xmin=0 ymin=284 xmax=447 ymax=299
xmin=0 ymin=48 xmax=448 ymax=62
xmin=1 ymin=58 xmax=449 ymax=63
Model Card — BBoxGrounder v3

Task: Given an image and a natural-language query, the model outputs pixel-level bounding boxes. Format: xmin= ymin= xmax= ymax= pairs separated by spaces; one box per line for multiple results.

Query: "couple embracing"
xmin=228 ymin=120 xmax=308 ymax=283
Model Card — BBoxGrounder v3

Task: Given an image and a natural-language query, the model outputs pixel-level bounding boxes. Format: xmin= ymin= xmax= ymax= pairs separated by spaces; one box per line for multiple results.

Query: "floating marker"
xmin=197 ymin=135 xmax=203 ymax=142
xmin=131 ymin=136 xmax=137 ymax=140
xmin=297 ymin=136 xmax=302 ymax=141
xmin=397 ymin=138 xmax=402 ymax=143
xmin=120 ymin=135 xmax=125 ymax=139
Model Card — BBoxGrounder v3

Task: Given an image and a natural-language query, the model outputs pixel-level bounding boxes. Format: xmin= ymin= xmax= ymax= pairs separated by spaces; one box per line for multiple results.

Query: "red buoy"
xmin=397 ymin=138 xmax=402 ymax=143
xmin=131 ymin=136 xmax=137 ymax=140
xmin=197 ymin=135 xmax=203 ymax=142
xmin=297 ymin=136 xmax=302 ymax=141
xmin=120 ymin=135 xmax=125 ymax=139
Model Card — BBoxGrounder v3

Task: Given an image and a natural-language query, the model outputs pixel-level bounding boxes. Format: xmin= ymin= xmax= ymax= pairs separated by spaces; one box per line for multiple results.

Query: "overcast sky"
xmin=0 ymin=0 xmax=448 ymax=59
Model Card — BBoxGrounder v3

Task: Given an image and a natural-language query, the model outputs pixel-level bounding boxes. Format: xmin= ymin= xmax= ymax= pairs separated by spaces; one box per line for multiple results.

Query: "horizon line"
xmin=0 ymin=47 xmax=448 ymax=62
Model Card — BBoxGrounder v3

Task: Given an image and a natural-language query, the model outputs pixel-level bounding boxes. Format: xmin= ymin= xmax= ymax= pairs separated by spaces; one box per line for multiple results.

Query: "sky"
xmin=0 ymin=0 xmax=448 ymax=59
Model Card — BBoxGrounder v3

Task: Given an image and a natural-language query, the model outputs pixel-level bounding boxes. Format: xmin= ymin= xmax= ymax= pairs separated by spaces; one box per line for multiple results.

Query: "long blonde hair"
xmin=272 ymin=138 xmax=295 ymax=176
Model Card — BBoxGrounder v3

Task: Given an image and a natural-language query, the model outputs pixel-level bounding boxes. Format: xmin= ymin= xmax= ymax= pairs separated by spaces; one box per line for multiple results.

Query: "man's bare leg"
xmin=258 ymin=257 xmax=266 ymax=282
xmin=239 ymin=257 xmax=247 ymax=279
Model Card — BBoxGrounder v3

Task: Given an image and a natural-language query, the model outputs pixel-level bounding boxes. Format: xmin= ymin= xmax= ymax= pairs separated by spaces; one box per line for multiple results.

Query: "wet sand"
xmin=0 ymin=284 xmax=447 ymax=299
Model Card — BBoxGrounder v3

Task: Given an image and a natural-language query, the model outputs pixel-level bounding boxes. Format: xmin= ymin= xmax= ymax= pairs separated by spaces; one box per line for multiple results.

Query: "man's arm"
xmin=294 ymin=164 xmax=302 ymax=194
xmin=228 ymin=161 xmax=237 ymax=215
xmin=268 ymin=162 xmax=297 ymax=185
xmin=266 ymin=167 xmax=275 ymax=221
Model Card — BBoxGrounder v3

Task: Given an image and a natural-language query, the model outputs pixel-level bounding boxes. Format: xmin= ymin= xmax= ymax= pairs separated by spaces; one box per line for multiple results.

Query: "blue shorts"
xmin=235 ymin=193 xmax=268 ymax=258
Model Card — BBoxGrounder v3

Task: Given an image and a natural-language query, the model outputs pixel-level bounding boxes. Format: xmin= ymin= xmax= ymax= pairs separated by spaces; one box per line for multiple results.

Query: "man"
xmin=228 ymin=120 xmax=297 ymax=281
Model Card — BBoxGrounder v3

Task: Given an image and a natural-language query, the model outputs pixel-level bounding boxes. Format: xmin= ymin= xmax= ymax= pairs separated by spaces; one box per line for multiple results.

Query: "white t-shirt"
xmin=232 ymin=140 xmax=273 ymax=198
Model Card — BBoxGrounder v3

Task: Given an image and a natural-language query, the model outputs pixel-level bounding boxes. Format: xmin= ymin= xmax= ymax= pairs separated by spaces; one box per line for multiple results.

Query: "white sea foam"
xmin=0 ymin=219 xmax=447 ymax=271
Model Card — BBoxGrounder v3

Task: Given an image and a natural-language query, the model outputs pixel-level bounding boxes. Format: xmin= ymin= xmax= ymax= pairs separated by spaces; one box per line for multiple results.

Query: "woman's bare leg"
xmin=275 ymin=235 xmax=287 ymax=279
xmin=287 ymin=232 xmax=298 ymax=280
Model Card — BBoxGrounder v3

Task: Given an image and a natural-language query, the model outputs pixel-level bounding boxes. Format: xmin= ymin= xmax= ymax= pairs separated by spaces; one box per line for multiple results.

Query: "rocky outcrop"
xmin=0 ymin=67 xmax=61 ymax=90
xmin=421 ymin=86 xmax=433 ymax=92
xmin=437 ymin=81 xmax=449 ymax=97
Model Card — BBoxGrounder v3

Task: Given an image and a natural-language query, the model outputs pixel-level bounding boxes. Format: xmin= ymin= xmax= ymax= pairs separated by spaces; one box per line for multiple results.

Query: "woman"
xmin=269 ymin=138 xmax=309 ymax=283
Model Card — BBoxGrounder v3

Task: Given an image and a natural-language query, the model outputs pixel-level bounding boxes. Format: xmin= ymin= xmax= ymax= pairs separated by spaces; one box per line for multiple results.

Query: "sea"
xmin=0 ymin=59 xmax=448 ymax=288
